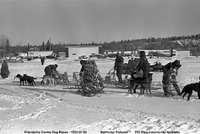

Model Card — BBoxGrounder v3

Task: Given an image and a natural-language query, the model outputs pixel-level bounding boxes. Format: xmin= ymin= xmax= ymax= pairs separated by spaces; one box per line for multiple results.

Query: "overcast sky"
xmin=1 ymin=0 xmax=200 ymax=45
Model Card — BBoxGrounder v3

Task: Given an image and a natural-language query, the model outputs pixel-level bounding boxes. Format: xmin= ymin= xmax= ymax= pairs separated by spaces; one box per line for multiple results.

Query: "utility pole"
xmin=49 ymin=38 xmax=51 ymax=51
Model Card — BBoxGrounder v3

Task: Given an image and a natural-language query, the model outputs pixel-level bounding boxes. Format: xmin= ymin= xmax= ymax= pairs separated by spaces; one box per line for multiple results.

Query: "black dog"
xmin=14 ymin=74 xmax=36 ymax=86
xmin=128 ymin=73 xmax=153 ymax=94
xmin=14 ymin=74 xmax=27 ymax=86
xmin=23 ymin=74 xmax=37 ymax=86
xmin=178 ymin=82 xmax=200 ymax=100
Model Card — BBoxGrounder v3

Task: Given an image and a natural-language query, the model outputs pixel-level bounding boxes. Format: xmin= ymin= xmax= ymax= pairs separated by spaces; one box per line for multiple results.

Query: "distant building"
xmin=177 ymin=51 xmax=190 ymax=57
xmin=18 ymin=53 xmax=28 ymax=58
xmin=58 ymin=52 xmax=66 ymax=57
xmin=65 ymin=45 xmax=101 ymax=59
xmin=27 ymin=51 xmax=53 ymax=58
xmin=139 ymin=49 xmax=178 ymax=57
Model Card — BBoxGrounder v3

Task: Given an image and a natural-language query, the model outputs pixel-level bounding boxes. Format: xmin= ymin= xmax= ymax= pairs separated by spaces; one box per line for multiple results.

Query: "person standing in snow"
xmin=79 ymin=60 xmax=86 ymax=87
xmin=79 ymin=60 xmax=86 ymax=76
xmin=44 ymin=64 xmax=58 ymax=76
xmin=162 ymin=60 xmax=181 ymax=96
xmin=135 ymin=51 xmax=150 ymax=79
xmin=114 ymin=53 xmax=124 ymax=83
xmin=40 ymin=56 xmax=46 ymax=65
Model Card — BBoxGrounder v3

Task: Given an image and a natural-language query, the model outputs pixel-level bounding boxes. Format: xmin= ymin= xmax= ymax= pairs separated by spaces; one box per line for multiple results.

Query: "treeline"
xmin=1 ymin=33 xmax=200 ymax=57
xmin=100 ymin=33 xmax=200 ymax=52
xmin=66 ymin=33 xmax=200 ymax=55
xmin=0 ymin=34 xmax=67 ymax=57
xmin=72 ymin=33 xmax=200 ymax=55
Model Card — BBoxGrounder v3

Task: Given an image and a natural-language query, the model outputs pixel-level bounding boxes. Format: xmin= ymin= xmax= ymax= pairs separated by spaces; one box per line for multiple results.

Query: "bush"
xmin=1 ymin=60 xmax=10 ymax=78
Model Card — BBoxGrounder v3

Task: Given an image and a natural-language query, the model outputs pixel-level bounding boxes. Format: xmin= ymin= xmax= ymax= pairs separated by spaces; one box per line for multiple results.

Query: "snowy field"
xmin=1 ymin=57 xmax=200 ymax=134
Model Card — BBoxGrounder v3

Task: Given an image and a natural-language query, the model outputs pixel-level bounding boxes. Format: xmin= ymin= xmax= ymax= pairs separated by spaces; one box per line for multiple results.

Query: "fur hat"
xmin=115 ymin=52 xmax=120 ymax=57
xmin=140 ymin=51 xmax=146 ymax=58
xmin=172 ymin=60 xmax=181 ymax=68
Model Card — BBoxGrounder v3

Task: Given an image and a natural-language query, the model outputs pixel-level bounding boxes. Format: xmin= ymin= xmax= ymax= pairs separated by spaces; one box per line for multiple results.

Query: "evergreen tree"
xmin=5 ymin=39 xmax=10 ymax=55
xmin=27 ymin=43 xmax=30 ymax=51
xmin=42 ymin=41 xmax=46 ymax=51
xmin=1 ymin=59 xmax=10 ymax=78
xmin=46 ymin=40 xmax=51 ymax=51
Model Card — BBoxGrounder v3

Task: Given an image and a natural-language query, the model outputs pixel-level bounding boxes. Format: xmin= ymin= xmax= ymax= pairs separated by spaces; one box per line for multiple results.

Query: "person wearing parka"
xmin=79 ymin=60 xmax=86 ymax=75
xmin=162 ymin=60 xmax=181 ymax=96
xmin=114 ymin=53 xmax=124 ymax=83
xmin=40 ymin=56 xmax=46 ymax=65
xmin=44 ymin=64 xmax=58 ymax=76
xmin=130 ymin=51 xmax=151 ymax=85
xmin=136 ymin=51 xmax=150 ymax=79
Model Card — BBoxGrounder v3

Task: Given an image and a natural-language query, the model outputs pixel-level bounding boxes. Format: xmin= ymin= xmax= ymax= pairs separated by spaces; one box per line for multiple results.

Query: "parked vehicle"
xmin=46 ymin=53 xmax=58 ymax=59
xmin=79 ymin=55 xmax=88 ymax=59
xmin=89 ymin=54 xmax=105 ymax=59
xmin=150 ymin=62 xmax=163 ymax=72
xmin=105 ymin=53 xmax=116 ymax=58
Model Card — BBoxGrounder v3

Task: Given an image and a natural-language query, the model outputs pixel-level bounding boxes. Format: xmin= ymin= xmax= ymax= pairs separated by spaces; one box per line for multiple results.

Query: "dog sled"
xmin=68 ymin=69 xmax=128 ymax=90
xmin=72 ymin=72 xmax=82 ymax=90
xmin=64 ymin=68 xmax=153 ymax=96
xmin=103 ymin=67 xmax=153 ymax=94
xmin=67 ymin=59 xmax=153 ymax=95
xmin=39 ymin=71 xmax=70 ymax=86
xmin=70 ymin=60 xmax=104 ymax=97
xmin=103 ymin=68 xmax=130 ymax=89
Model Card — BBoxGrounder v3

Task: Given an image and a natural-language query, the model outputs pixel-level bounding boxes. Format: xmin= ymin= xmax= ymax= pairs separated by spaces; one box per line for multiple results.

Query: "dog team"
xmin=15 ymin=64 xmax=69 ymax=86
xmin=114 ymin=51 xmax=200 ymax=101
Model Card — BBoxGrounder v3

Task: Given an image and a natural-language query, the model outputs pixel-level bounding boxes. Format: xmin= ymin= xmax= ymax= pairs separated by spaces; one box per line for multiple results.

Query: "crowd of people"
xmin=40 ymin=51 xmax=182 ymax=97
xmin=0 ymin=51 xmax=181 ymax=97
xmin=114 ymin=51 xmax=182 ymax=97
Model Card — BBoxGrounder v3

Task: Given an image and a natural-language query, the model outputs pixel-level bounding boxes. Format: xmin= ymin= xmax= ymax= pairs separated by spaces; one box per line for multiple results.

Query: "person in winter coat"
xmin=114 ymin=53 xmax=124 ymax=83
xmin=79 ymin=60 xmax=86 ymax=76
xmin=40 ymin=56 xmax=46 ymax=65
xmin=162 ymin=60 xmax=181 ymax=96
xmin=79 ymin=60 xmax=87 ymax=86
xmin=44 ymin=64 xmax=58 ymax=76
xmin=133 ymin=51 xmax=150 ymax=80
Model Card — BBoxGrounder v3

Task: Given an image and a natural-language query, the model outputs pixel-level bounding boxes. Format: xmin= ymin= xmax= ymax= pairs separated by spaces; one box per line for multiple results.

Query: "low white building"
xmin=27 ymin=51 xmax=53 ymax=58
xmin=177 ymin=51 xmax=190 ymax=57
xmin=65 ymin=45 xmax=101 ymax=59
xmin=18 ymin=53 xmax=28 ymax=58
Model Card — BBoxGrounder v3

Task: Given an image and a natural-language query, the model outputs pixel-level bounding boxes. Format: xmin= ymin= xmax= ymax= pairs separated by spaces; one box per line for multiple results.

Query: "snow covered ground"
xmin=0 ymin=57 xmax=200 ymax=134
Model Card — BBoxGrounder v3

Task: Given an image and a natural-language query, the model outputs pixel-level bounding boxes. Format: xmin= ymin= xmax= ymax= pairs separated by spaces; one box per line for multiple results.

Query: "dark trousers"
xmin=163 ymin=84 xmax=174 ymax=96
xmin=41 ymin=60 xmax=44 ymax=65
xmin=116 ymin=67 xmax=123 ymax=82
xmin=172 ymin=83 xmax=181 ymax=94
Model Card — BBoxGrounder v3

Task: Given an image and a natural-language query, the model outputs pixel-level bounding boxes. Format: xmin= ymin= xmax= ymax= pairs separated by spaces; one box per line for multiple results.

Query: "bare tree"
xmin=0 ymin=34 xmax=8 ymax=47
xmin=0 ymin=34 xmax=10 ymax=57
xmin=5 ymin=39 xmax=10 ymax=55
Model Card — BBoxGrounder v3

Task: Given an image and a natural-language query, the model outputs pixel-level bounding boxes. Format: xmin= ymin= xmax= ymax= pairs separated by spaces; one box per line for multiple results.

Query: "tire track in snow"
xmin=10 ymin=106 xmax=54 ymax=121
xmin=0 ymin=92 xmax=61 ymax=122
